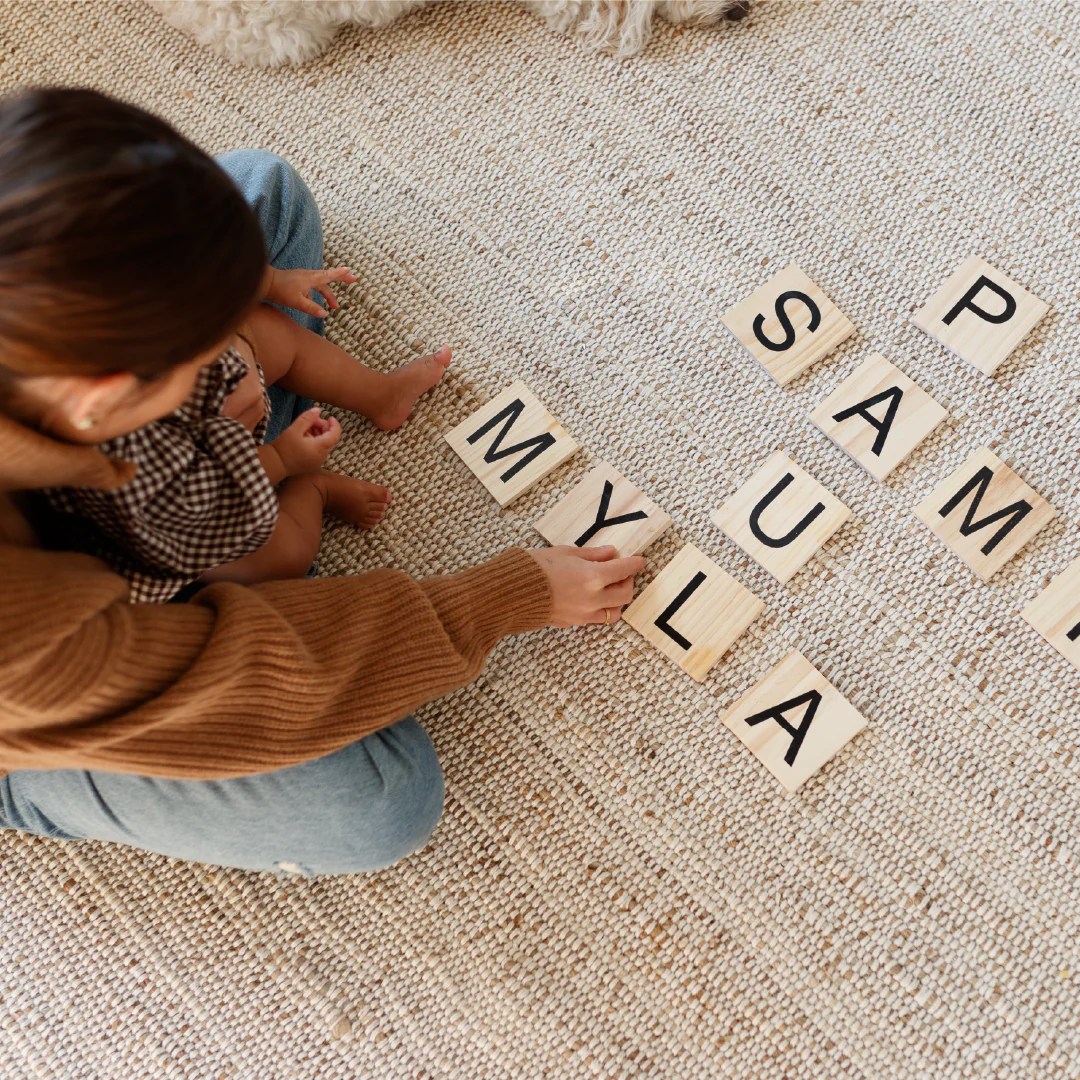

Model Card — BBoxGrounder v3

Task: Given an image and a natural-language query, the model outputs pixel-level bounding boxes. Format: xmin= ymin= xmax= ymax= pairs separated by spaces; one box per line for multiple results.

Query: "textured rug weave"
xmin=2 ymin=2 xmax=1080 ymax=1077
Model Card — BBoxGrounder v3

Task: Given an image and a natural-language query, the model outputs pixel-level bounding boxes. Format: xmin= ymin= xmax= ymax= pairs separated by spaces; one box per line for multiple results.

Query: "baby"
xmin=41 ymin=267 xmax=451 ymax=602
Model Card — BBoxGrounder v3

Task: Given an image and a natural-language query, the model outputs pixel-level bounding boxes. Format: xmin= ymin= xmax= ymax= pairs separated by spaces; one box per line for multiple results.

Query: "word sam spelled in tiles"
xmin=711 ymin=451 xmax=851 ymax=584
xmin=912 ymin=256 xmax=1049 ymax=376
xmin=623 ymin=544 xmax=764 ymax=682
xmin=533 ymin=463 xmax=672 ymax=557
xmin=1022 ymin=555 xmax=1080 ymax=672
xmin=445 ymin=380 xmax=579 ymax=506
xmin=721 ymin=263 xmax=855 ymax=386
xmin=722 ymin=650 xmax=868 ymax=793
xmin=810 ymin=353 xmax=949 ymax=481
xmin=914 ymin=447 xmax=1056 ymax=581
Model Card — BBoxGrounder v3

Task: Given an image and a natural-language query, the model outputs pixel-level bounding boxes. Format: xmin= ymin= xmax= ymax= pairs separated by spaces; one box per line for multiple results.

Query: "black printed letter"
xmin=467 ymin=398 xmax=555 ymax=483
xmin=749 ymin=473 xmax=825 ymax=549
xmin=574 ymin=480 xmax=648 ymax=547
xmin=938 ymin=465 xmax=1032 ymax=555
xmin=942 ymin=275 xmax=1016 ymax=327
xmin=654 ymin=572 xmax=706 ymax=650
xmin=1067 ymin=620 xmax=1080 ymax=643
xmin=831 ymin=385 xmax=904 ymax=457
xmin=752 ymin=291 xmax=821 ymax=352
xmin=744 ymin=690 xmax=822 ymax=766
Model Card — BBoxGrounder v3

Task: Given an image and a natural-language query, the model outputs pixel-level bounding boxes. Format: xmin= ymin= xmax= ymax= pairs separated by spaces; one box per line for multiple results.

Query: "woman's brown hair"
xmin=0 ymin=87 xmax=266 ymax=380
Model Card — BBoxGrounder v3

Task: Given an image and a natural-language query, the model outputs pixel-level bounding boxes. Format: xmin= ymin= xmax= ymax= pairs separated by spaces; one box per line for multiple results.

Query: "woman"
xmin=0 ymin=88 xmax=643 ymax=875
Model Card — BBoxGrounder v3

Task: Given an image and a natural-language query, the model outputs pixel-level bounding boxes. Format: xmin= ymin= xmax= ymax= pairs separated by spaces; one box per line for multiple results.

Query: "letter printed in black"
xmin=743 ymin=690 xmax=822 ymax=766
xmin=752 ymin=290 xmax=822 ymax=352
xmin=574 ymin=480 xmax=648 ymax=547
xmin=938 ymin=465 xmax=1032 ymax=555
xmin=748 ymin=473 xmax=825 ymax=549
xmin=942 ymin=275 xmax=1017 ymax=327
xmin=1067 ymin=619 xmax=1080 ymax=643
xmin=466 ymin=398 xmax=556 ymax=483
xmin=831 ymin=385 xmax=904 ymax=457
xmin=654 ymin=571 xmax=706 ymax=651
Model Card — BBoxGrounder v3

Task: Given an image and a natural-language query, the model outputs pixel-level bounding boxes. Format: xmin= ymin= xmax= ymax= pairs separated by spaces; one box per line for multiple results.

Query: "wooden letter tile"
xmin=912 ymin=256 xmax=1049 ymax=375
xmin=723 ymin=650 xmax=868 ymax=793
xmin=711 ymin=451 xmax=851 ymax=584
xmin=810 ymin=353 xmax=949 ymax=481
xmin=1022 ymin=555 xmax=1080 ymax=672
xmin=444 ymin=380 xmax=579 ymax=506
xmin=721 ymin=263 xmax=855 ymax=386
xmin=914 ymin=447 xmax=1056 ymax=581
xmin=533 ymin=462 xmax=672 ymax=557
xmin=623 ymin=544 xmax=764 ymax=682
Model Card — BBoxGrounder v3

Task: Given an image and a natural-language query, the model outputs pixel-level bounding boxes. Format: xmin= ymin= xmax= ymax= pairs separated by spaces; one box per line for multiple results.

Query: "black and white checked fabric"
xmin=42 ymin=347 xmax=279 ymax=603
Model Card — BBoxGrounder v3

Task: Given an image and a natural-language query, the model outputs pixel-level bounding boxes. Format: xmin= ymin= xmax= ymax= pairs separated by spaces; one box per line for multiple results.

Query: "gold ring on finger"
xmin=603 ymin=608 xmax=611 ymax=625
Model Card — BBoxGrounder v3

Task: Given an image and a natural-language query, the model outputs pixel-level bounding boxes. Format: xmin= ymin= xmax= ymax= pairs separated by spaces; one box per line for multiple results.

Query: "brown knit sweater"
xmin=0 ymin=412 xmax=552 ymax=780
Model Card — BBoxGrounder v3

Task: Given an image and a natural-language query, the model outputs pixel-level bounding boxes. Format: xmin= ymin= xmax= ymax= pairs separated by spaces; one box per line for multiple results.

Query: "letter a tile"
xmin=444 ymin=380 xmax=579 ymax=506
xmin=912 ymin=256 xmax=1049 ymax=375
xmin=721 ymin=263 xmax=855 ymax=386
xmin=810 ymin=353 xmax=949 ymax=481
xmin=914 ymin=447 xmax=1056 ymax=581
xmin=711 ymin=451 xmax=851 ymax=584
xmin=623 ymin=544 xmax=765 ymax=682
xmin=533 ymin=462 xmax=672 ymax=557
xmin=1023 ymin=556 xmax=1080 ymax=672
xmin=723 ymin=650 xmax=868 ymax=793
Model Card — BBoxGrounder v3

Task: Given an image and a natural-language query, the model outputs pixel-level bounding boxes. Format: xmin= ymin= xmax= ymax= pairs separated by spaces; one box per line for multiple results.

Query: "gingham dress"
xmin=41 ymin=347 xmax=279 ymax=603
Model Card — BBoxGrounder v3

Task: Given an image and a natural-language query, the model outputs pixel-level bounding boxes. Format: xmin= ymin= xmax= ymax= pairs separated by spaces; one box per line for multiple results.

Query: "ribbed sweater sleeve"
xmin=0 ymin=546 xmax=551 ymax=779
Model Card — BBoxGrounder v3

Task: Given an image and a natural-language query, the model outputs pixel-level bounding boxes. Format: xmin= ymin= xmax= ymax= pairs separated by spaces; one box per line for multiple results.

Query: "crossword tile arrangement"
xmin=445 ymin=257 xmax=1073 ymax=791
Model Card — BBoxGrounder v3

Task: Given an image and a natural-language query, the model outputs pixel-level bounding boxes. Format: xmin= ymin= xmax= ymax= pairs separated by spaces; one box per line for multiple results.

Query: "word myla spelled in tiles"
xmin=534 ymin=462 xmax=672 ymax=557
xmin=913 ymin=256 xmax=1048 ymax=376
xmin=721 ymin=262 xmax=855 ymax=386
xmin=722 ymin=650 xmax=868 ymax=793
xmin=444 ymin=380 xmax=579 ymax=506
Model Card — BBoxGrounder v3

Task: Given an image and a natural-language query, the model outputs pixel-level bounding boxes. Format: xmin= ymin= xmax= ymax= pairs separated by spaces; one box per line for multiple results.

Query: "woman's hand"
xmin=527 ymin=545 xmax=646 ymax=628
xmin=262 ymin=266 xmax=357 ymax=319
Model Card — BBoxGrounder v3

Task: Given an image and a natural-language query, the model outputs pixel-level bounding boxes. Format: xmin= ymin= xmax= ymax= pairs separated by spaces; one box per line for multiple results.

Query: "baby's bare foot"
xmin=316 ymin=471 xmax=391 ymax=530
xmin=371 ymin=346 xmax=452 ymax=431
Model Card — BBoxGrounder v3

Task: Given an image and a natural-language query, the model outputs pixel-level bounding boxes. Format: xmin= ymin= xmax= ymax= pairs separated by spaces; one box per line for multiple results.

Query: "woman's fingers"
xmin=590 ymin=605 xmax=623 ymax=625
xmin=597 ymin=554 xmax=647 ymax=584
xmin=527 ymin=546 xmax=646 ymax=629
xmin=600 ymin=576 xmax=636 ymax=608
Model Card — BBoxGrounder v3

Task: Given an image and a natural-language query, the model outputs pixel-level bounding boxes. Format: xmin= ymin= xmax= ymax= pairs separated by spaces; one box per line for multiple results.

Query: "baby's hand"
xmin=271 ymin=407 xmax=341 ymax=475
xmin=263 ymin=266 xmax=357 ymax=319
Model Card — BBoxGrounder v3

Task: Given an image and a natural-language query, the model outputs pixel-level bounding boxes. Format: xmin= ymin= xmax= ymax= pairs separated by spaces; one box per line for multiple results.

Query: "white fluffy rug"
xmin=2 ymin=2 xmax=1080 ymax=1078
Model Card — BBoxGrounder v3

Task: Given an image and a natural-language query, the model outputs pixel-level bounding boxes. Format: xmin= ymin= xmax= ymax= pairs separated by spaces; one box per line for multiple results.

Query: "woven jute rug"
xmin=3 ymin=2 xmax=1079 ymax=1077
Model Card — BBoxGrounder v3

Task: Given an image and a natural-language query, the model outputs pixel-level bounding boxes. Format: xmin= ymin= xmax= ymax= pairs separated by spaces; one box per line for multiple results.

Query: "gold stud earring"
xmin=75 ymin=416 xmax=97 ymax=431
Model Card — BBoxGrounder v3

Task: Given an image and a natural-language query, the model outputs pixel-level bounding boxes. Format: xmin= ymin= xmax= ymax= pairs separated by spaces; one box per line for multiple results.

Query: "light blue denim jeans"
xmin=0 ymin=150 xmax=444 ymax=875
